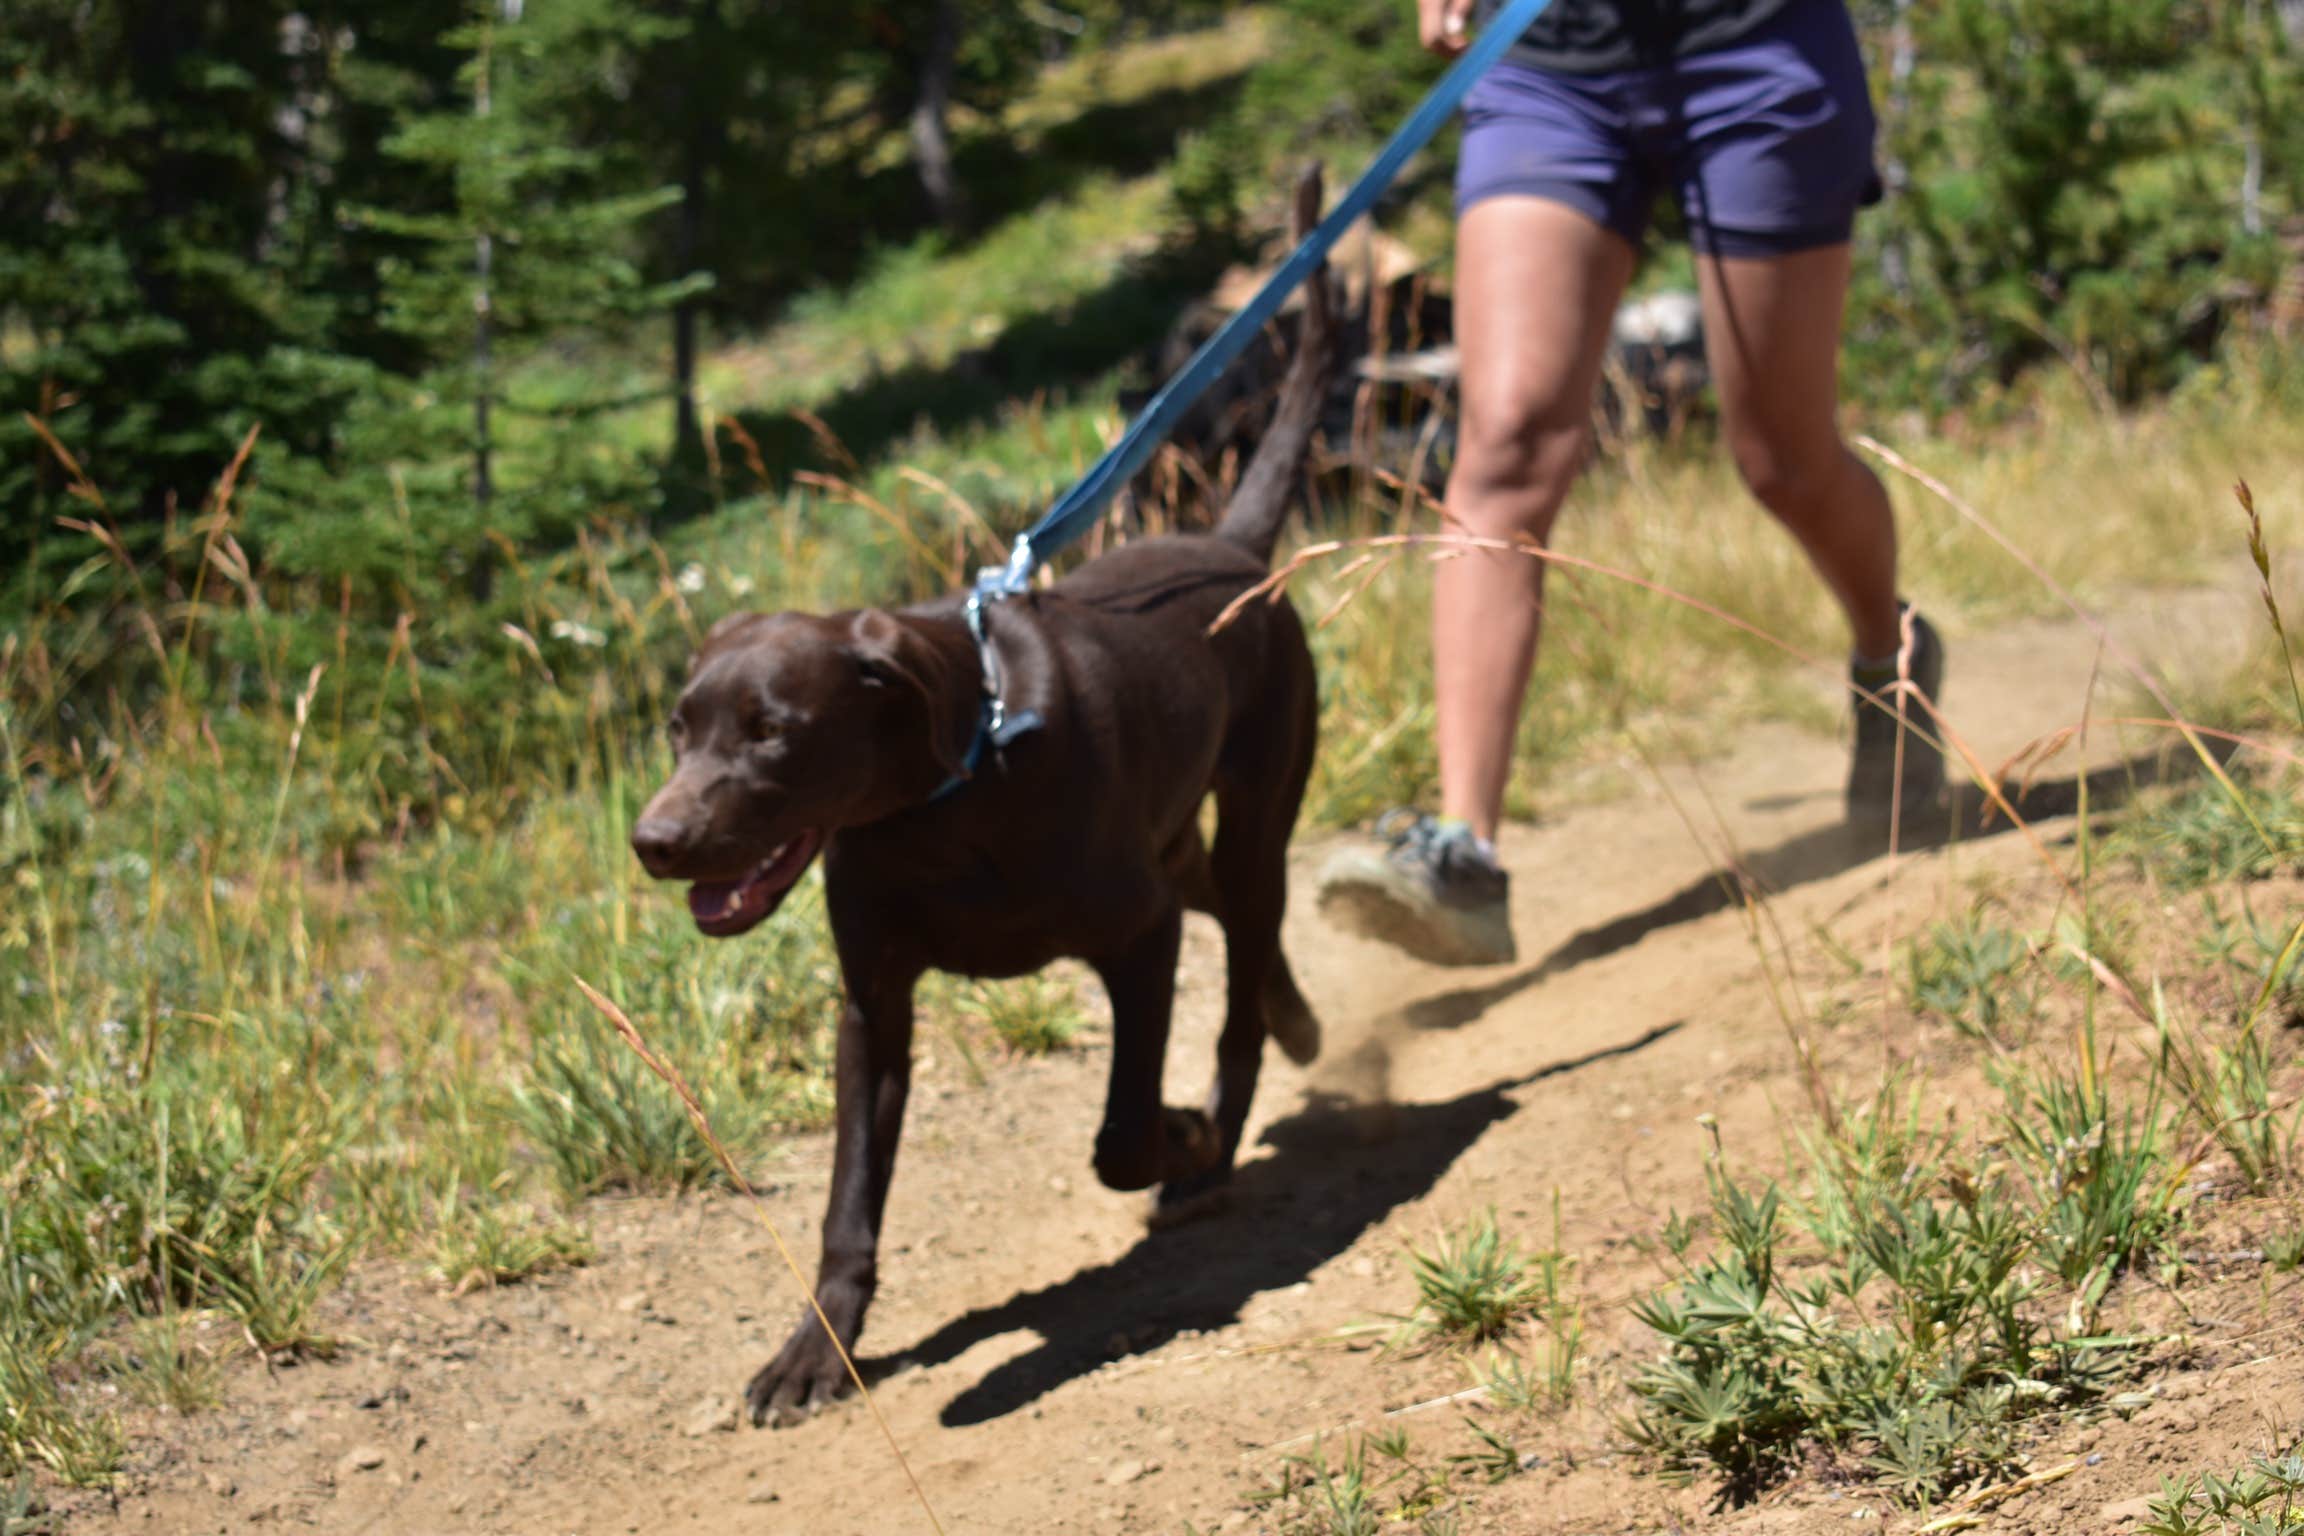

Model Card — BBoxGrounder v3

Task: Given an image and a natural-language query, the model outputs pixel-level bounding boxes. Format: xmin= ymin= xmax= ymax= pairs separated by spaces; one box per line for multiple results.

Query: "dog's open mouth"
xmin=686 ymin=831 xmax=823 ymax=937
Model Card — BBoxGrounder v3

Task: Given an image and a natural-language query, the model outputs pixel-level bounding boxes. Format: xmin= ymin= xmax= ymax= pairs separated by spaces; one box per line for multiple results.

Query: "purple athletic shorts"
xmin=1455 ymin=0 xmax=1881 ymax=256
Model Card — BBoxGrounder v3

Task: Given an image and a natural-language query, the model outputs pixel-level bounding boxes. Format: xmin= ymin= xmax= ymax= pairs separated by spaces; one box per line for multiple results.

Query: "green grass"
xmin=0 ymin=1328 xmax=123 ymax=1491
xmin=1396 ymin=1208 xmax=1563 ymax=1348
xmin=950 ymin=970 xmax=1094 ymax=1058
xmin=2155 ymin=1000 xmax=2304 ymax=1196
xmin=426 ymin=1196 xmax=594 ymax=1296
xmin=1256 ymin=1429 xmax=1467 ymax=1536
xmin=1392 ymin=1198 xmax=1583 ymax=1425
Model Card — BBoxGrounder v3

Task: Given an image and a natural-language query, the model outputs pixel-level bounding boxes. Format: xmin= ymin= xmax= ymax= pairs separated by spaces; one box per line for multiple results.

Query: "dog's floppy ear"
xmin=844 ymin=608 xmax=965 ymax=773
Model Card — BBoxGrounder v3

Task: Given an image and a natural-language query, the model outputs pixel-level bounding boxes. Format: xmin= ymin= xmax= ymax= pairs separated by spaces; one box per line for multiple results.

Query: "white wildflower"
xmin=676 ymin=562 xmax=707 ymax=594
xmin=550 ymin=618 xmax=607 ymax=649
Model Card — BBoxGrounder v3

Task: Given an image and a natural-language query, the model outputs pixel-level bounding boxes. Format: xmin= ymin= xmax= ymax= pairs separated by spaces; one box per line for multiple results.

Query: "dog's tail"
xmin=1214 ymin=163 xmax=1335 ymax=567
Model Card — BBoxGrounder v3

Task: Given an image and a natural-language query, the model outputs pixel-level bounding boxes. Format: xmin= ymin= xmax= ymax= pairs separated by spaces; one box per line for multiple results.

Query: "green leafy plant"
xmin=2116 ymin=773 xmax=2304 ymax=891
xmin=1266 ymin=1436 xmax=1380 ymax=1536
xmin=2141 ymin=1442 xmax=2304 ymax=1535
xmin=1259 ymin=1431 xmax=1462 ymax=1535
xmin=1906 ymin=909 xmax=2035 ymax=1043
xmin=1625 ymin=1115 xmax=2146 ymax=1509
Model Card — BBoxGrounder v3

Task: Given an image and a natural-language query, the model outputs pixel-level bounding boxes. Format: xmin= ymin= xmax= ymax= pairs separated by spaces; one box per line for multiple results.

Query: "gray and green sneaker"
xmin=1846 ymin=605 xmax=1947 ymax=829
xmin=1315 ymin=811 xmax=1516 ymax=966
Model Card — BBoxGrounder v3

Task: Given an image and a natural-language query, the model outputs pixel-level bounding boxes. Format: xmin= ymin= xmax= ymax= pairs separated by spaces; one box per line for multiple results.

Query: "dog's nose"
xmin=630 ymin=816 xmax=691 ymax=876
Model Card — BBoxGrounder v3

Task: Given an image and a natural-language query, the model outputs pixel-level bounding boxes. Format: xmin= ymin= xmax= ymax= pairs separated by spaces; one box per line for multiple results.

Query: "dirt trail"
xmin=67 ymin=583 xmax=2297 ymax=1536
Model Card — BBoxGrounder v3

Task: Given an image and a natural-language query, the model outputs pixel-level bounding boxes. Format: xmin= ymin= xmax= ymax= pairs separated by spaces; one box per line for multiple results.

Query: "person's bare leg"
xmin=1699 ymin=242 xmax=1943 ymax=823
xmin=1316 ymin=197 xmax=1631 ymax=965
xmin=1436 ymin=197 xmax=1637 ymax=842
xmin=1695 ymin=243 xmax=1899 ymax=659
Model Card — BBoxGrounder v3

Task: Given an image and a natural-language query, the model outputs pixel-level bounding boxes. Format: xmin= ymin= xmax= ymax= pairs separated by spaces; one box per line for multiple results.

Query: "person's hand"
xmin=1417 ymin=0 xmax=1476 ymax=55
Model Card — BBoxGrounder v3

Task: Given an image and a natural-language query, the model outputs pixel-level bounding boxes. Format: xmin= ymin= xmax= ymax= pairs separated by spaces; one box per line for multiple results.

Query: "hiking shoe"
xmin=1315 ymin=811 xmax=1516 ymax=966
xmin=1846 ymin=605 xmax=1947 ymax=829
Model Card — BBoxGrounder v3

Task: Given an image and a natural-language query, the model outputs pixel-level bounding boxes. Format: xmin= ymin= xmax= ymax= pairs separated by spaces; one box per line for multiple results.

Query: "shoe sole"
xmin=1315 ymin=877 xmax=1517 ymax=968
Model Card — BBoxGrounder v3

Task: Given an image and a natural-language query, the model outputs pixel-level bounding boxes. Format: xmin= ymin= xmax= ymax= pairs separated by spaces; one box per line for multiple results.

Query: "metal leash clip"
xmin=928 ymin=557 xmax=1044 ymax=802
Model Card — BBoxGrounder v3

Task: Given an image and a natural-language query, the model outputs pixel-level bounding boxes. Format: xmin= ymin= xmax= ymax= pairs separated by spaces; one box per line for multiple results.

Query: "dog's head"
xmin=630 ymin=608 xmax=964 ymax=936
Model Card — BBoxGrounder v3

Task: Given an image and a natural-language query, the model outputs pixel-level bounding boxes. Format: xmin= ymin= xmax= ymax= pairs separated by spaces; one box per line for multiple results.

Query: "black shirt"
xmin=1477 ymin=0 xmax=1799 ymax=72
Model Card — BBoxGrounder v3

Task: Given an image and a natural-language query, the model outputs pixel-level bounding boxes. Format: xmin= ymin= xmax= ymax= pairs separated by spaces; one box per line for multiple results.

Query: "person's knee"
xmin=1450 ymin=402 xmax=1587 ymax=537
xmin=1727 ymin=425 xmax=1841 ymax=519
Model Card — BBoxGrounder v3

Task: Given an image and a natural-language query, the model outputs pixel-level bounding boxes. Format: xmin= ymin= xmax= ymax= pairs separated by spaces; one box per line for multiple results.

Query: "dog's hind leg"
xmin=1165 ymin=817 xmax=1220 ymax=917
xmin=1150 ymin=799 xmax=1309 ymax=1226
xmin=1088 ymin=906 xmax=1219 ymax=1193
xmin=1151 ymin=647 xmax=1321 ymax=1229
xmin=1172 ymin=805 xmax=1316 ymax=1065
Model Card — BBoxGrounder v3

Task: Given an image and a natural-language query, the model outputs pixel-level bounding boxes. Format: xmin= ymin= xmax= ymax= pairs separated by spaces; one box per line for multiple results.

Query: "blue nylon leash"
xmin=932 ymin=0 xmax=1553 ymax=800
xmin=977 ymin=0 xmax=1556 ymax=601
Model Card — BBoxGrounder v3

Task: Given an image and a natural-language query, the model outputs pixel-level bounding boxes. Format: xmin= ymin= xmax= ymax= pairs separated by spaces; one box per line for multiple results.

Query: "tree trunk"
xmin=909 ymin=0 xmax=966 ymax=228
xmin=663 ymin=0 xmax=727 ymax=524
xmin=470 ymin=13 xmax=499 ymax=602
xmin=671 ymin=128 xmax=705 ymax=473
xmin=1879 ymin=0 xmax=1916 ymax=298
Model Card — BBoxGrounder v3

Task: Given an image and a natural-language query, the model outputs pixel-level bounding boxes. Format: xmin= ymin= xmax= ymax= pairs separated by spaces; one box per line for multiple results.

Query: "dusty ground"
xmin=44 ymin=582 xmax=2304 ymax=1536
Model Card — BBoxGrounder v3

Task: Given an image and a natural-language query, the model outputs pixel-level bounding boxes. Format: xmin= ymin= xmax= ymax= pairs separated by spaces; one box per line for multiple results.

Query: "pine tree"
xmin=0 ymin=0 xmax=381 ymax=581
xmin=1852 ymin=0 xmax=2293 ymax=404
xmin=247 ymin=0 xmax=694 ymax=605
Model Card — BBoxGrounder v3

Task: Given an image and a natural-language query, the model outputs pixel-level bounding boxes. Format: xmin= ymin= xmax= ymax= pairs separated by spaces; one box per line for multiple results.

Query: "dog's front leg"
xmin=746 ymin=973 xmax=916 ymax=1426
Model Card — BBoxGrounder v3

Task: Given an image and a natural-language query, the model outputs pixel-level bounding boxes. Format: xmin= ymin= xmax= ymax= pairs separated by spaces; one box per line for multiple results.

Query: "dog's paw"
xmin=1144 ymin=1166 xmax=1233 ymax=1231
xmin=1266 ymin=992 xmax=1321 ymax=1067
xmin=1262 ymin=960 xmax=1322 ymax=1066
xmin=1160 ymin=1106 xmax=1223 ymax=1180
xmin=745 ymin=1324 xmax=856 ymax=1428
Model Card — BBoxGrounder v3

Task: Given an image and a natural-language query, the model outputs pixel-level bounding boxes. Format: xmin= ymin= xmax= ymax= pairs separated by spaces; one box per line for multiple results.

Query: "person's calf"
xmin=1738 ymin=449 xmax=1903 ymax=659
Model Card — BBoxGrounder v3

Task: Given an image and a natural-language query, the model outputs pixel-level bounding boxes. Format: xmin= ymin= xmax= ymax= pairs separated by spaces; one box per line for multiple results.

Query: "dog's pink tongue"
xmin=687 ymin=880 xmax=742 ymax=923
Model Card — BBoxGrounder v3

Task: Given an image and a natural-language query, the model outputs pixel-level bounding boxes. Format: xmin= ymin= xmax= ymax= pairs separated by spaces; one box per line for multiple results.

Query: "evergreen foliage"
xmin=0 ymin=0 xmax=2298 ymax=758
xmin=0 ymin=0 xmax=411 ymax=566
xmin=1850 ymin=0 xmax=2296 ymax=405
xmin=246 ymin=0 xmax=693 ymax=608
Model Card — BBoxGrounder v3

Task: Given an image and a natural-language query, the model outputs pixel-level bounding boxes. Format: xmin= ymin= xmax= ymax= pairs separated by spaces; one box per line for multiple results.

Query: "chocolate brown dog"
xmin=630 ymin=171 xmax=1333 ymax=1427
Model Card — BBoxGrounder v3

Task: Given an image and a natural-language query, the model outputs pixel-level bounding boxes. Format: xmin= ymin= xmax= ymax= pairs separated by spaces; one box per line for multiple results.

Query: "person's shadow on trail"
xmin=882 ymin=1020 xmax=1684 ymax=1427
xmin=1400 ymin=743 xmax=2233 ymax=1035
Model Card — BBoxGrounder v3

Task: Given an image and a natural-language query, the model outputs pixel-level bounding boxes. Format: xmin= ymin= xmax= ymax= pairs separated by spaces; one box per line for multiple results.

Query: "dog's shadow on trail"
xmin=1399 ymin=744 xmax=2230 ymax=1035
xmin=881 ymin=746 xmax=2225 ymax=1426
xmin=883 ymin=1020 xmax=1683 ymax=1427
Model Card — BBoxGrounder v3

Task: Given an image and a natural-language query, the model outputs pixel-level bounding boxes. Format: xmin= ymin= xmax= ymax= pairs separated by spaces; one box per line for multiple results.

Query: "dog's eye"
xmin=666 ymin=716 xmax=689 ymax=752
xmin=747 ymin=716 xmax=778 ymax=744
